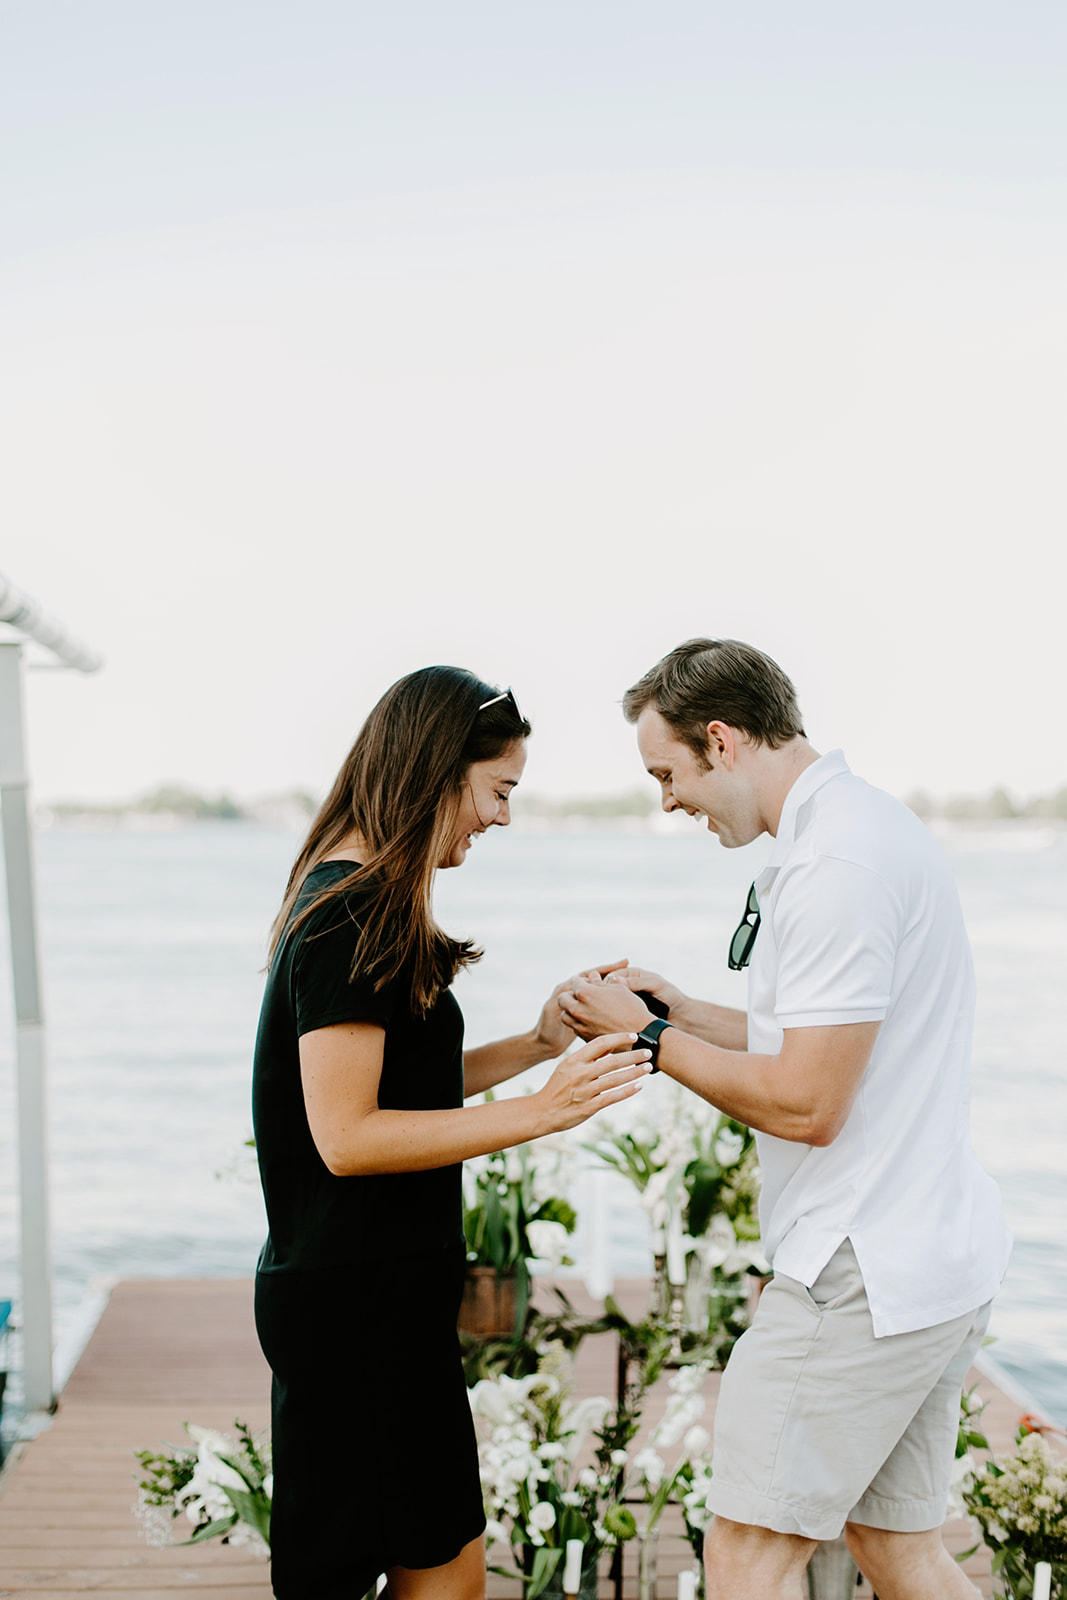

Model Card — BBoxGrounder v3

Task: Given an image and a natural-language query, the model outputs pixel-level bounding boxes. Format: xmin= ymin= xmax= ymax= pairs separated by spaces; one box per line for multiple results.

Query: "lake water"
xmin=0 ymin=818 xmax=1064 ymax=1429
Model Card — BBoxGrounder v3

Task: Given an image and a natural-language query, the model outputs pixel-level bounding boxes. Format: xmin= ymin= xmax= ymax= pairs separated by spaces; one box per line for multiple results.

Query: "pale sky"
xmin=2 ymin=1 xmax=1065 ymax=805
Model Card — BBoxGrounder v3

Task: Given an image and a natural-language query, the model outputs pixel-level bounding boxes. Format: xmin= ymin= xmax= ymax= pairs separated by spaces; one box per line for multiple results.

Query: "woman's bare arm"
xmin=463 ymin=962 xmax=631 ymax=1098
xmin=300 ymin=1021 xmax=652 ymax=1176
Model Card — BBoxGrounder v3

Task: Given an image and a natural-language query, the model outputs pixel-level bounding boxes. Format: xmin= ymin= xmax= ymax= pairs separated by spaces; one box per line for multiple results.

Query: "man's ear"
xmin=706 ymin=721 xmax=738 ymax=768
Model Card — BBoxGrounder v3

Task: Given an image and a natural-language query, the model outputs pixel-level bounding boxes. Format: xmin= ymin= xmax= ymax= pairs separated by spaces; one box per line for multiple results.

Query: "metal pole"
xmin=0 ymin=642 xmax=54 ymax=1414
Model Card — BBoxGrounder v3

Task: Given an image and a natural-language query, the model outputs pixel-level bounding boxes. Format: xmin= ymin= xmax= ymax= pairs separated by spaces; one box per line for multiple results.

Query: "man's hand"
xmin=614 ymin=965 xmax=688 ymax=1018
xmin=532 ymin=961 xmax=629 ymax=1058
xmin=559 ymin=973 xmax=654 ymax=1040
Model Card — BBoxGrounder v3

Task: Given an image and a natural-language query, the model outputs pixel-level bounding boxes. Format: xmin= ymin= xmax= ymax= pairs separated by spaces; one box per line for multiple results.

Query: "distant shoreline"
xmin=33 ymin=778 xmax=1067 ymax=839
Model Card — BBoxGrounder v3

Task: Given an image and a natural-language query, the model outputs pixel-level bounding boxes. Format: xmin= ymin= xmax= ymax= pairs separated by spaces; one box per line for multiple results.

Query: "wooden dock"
xmin=0 ymin=1276 xmax=1044 ymax=1597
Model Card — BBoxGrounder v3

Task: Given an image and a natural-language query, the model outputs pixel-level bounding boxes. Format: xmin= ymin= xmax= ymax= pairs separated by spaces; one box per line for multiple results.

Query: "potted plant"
xmin=461 ymin=1137 xmax=576 ymax=1338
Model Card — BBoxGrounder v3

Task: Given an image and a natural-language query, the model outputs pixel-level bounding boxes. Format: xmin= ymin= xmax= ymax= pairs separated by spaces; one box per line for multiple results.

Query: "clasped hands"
xmin=558 ymin=960 xmax=679 ymax=1041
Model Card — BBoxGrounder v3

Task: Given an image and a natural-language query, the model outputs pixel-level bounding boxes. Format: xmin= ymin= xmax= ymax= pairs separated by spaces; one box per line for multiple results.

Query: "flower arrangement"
xmin=626 ymin=1360 xmax=715 ymax=1555
xmin=464 ymin=1136 xmax=578 ymax=1330
xmin=134 ymin=1419 xmax=272 ymax=1556
xmin=962 ymin=1423 xmax=1067 ymax=1598
xmin=471 ymin=1345 xmax=641 ymax=1597
xmin=584 ymin=1076 xmax=765 ymax=1357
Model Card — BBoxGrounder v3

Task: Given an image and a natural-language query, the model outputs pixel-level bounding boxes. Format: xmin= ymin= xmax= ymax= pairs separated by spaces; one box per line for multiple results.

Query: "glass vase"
xmin=637 ymin=1523 xmax=659 ymax=1600
xmin=536 ymin=1548 xmax=599 ymax=1599
xmin=806 ymin=1536 xmax=860 ymax=1600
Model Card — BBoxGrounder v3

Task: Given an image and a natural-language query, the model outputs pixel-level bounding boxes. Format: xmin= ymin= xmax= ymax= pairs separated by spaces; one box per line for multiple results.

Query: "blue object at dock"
xmin=0 ymin=1299 xmax=10 ymax=1453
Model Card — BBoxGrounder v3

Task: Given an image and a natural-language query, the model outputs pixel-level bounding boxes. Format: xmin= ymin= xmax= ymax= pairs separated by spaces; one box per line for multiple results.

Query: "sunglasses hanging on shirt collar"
xmin=728 ymin=882 xmax=761 ymax=970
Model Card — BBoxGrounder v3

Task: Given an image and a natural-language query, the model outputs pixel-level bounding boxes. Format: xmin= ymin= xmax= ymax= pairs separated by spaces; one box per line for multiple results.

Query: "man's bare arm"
xmin=653 ymin=1021 xmax=880 ymax=1145
xmin=618 ymin=965 xmax=748 ymax=1051
xmin=558 ymin=976 xmax=880 ymax=1145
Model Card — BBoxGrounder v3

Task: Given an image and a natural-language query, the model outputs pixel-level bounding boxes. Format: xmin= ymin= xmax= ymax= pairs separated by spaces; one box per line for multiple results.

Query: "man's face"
xmin=636 ymin=706 xmax=760 ymax=848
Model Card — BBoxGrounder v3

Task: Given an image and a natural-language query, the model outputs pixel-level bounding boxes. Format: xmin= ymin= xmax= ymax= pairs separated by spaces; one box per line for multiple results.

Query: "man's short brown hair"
xmin=623 ymin=638 xmax=805 ymax=764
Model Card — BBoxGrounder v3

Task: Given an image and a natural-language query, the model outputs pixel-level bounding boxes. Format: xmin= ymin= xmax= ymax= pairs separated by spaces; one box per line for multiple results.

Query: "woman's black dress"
xmin=252 ymin=863 xmax=485 ymax=1598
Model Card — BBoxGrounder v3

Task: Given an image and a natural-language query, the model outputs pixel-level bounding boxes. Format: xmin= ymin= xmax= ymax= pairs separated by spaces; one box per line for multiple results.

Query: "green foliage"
xmin=134 ymin=1444 xmax=197 ymax=1505
xmin=962 ymin=1427 xmax=1067 ymax=1598
xmin=133 ymin=1419 xmax=272 ymax=1553
xmin=957 ymin=1382 xmax=990 ymax=1458
xmin=463 ymin=1141 xmax=575 ymax=1277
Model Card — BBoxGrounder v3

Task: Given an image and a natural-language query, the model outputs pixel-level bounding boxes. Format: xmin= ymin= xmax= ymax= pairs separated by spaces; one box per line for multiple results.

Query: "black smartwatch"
xmin=636 ymin=1016 xmax=673 ymax=1073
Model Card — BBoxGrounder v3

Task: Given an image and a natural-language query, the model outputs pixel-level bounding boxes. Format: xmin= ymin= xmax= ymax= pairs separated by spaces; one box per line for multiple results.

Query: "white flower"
xmin=714 ymin=1125 xmax=746 ymax=1166
xmin=610 ymin=1449 xmax=629 ymax=1467
xmin=538 ymin=1442 xmax=566 ymax=1461
xmin=262 ymin=1473 xmax=273 ymax=1499
xmin=683 ymin=1425 xmax=712 ymax=1460
xmin=527 ymin=1220 xmax=570 ymax=1270
xmin=179 ymin=1436 xmax=248 ymax=1526
xmin=698 ymin=1213 xmax=737 ymax=1269
xmin=943 ymin=1453 xmax=977 ymax=1523
xmin=577 ymin=1467 xmax=599 ymax=1490
xmin=225 ymin=1520 xmax=269 ymax=1556
xmin=561 ymin=1491 xmax=581 ymax=1507
xmin=634 ymin=1447 xmax=666 ymax=1487
xmin=530 ymin=1501 xmax=556 ymax=1532
xmin=186 ymin=1424 xmax=235 ymax=1455
xmin=485 ymin=1518 xmax=509 ymax=1548
xmin=651 ymin=1363 xmax=711 ymax=1447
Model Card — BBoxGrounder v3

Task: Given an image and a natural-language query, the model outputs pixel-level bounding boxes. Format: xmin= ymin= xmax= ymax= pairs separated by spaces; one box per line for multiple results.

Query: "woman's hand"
xmin=533 ymin=1031 xmax=652 ymax=1133
xmin=532 ymin=960 xmax=630 ymax=1058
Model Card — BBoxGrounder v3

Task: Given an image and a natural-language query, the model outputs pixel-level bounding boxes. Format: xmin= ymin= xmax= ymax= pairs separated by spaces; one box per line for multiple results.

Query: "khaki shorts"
xmin=706 ymin=1239 xmax=992 ymax=1540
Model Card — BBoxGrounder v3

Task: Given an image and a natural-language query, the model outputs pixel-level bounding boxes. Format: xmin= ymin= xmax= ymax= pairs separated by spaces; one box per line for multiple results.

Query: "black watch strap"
xmin=636 ymin=1016 xmax=673 ymax=1073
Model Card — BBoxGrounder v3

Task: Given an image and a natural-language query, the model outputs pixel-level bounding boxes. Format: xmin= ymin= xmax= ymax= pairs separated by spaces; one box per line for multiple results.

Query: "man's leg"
xmin=845 ymin=1523 xmax=980 ymax=1599
xmin=704 ymin=1516 xmax=815 ymax=1600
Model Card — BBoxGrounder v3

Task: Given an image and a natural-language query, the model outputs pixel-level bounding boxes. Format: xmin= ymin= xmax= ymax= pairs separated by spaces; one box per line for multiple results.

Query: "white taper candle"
xmin=1033 ymin=1562 xmax=1051 ymax=1600
xmin=666 ymin=1206 xmax=687 ymax=1286
xmin=563 ymin=1539 xmax=583 ymax=1595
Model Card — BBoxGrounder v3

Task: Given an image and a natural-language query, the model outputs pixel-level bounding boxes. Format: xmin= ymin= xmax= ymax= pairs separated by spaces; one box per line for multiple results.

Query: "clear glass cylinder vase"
xmin=637 ymin=1523 xmax=660 ymax=1600
xmin=806 ymin=1535 xmax=860 ymax=1600
xmin=538 ymin=1549 xmax=599 ymax=1599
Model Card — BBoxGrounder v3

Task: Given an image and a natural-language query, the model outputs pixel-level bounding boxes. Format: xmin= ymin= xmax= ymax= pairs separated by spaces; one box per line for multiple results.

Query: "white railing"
xmin=0 ymin=571 xmax=101 ymax=1416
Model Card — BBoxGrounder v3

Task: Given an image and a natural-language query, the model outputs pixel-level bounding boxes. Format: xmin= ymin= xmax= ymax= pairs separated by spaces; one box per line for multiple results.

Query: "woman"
xmin=253 ymin=665 xmax=651 ymax=1600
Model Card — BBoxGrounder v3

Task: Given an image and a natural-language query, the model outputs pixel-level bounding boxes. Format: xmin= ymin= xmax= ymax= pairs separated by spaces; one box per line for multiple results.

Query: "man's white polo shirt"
xmin=747 ymin=749 xmax=1011 ymax=1338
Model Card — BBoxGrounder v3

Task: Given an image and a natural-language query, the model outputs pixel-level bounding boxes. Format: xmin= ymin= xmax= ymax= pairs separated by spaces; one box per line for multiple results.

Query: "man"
xmin=560 ymin=638 xmax=1010 ymax=1600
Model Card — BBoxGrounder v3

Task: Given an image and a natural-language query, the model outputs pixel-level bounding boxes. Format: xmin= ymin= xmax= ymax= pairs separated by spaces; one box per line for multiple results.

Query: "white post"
xmin=0 ymin=641 xmax=54 ymax=1414
xmin=583 ymin=1166 xmax=614 ymax=1302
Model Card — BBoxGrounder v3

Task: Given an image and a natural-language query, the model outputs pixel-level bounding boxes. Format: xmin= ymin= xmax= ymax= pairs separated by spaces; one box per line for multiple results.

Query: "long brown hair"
xmin=269 ymin=666 xmax=531 ymax=1013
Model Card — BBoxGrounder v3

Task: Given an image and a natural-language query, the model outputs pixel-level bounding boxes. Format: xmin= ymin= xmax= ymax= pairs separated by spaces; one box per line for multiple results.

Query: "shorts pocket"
xmin=771 ymin=1273 xmax=823 ymax=1318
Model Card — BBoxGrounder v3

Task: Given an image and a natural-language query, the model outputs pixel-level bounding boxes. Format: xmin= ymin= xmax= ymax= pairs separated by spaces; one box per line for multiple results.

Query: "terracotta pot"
xmin=457 ymin=1266 xmax=518 ymax=1337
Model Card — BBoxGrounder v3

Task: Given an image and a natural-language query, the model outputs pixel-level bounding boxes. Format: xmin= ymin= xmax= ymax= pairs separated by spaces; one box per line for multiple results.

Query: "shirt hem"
xmin=774 ymin=1006 xmax=888 ymax=1028
xmin=868 ymin=1282 xmax=1001 ymax=1338
xmin=295 ymin=1004 xmax=393 ymax=1037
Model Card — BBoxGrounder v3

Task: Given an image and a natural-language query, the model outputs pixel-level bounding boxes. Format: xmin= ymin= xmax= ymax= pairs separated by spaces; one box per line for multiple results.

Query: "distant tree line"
xmin=905 ymin=784 xmax=1067 ymax=822
xmin=41 ymin=780 xmax=1067 ymax=827
xmin=45 ymin=785 xmax=319 ymax=824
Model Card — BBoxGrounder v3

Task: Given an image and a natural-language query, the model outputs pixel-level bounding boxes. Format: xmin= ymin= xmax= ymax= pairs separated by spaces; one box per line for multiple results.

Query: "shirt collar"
xmin=765 ymin=748 xmax=851 ymax=868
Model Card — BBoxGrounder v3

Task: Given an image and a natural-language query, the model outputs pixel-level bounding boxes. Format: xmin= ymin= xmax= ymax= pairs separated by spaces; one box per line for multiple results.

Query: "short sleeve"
xmin=292 ymin=902 xmax=400 ymax=1037
xmin=771 ymin=854 xmax=900 ymax=1028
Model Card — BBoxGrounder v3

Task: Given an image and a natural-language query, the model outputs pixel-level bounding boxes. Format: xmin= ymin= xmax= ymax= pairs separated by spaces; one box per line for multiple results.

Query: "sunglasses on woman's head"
xmin=477 ymin=687 xmax=523 ymax=721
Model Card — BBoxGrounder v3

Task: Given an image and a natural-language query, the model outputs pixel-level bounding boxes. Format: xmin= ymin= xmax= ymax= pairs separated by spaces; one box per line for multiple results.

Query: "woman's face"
xmin=441 ymin=739 xmax=528 ymax=868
